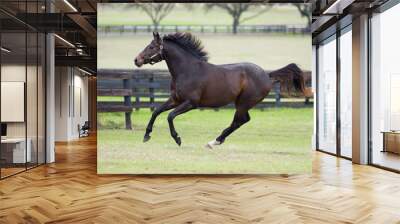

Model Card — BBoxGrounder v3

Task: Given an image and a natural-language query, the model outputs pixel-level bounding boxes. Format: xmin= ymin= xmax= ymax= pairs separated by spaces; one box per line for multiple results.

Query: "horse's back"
xmin=212 ymin=62 xmax=272 ymax=108
xmin=218 ymin=62 xmax=272 ymax=90
xmin=218 ymin=63 xmax=268 ymax=79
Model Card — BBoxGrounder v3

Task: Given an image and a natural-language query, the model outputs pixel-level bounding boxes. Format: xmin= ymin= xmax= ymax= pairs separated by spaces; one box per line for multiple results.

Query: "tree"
xmin=293 ymin=4 xmax=311 ymax=28
xmin=133 ymin=3 xmax=175 ymax=31
xmin=205 ymin=3 xmax=271 ymax=34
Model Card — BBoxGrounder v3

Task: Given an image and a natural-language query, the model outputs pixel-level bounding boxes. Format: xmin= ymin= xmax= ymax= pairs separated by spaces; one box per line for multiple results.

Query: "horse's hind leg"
xmin=143 ymin=98 xmax=177 ymax=142
xmin=207 ymin=82 xmax=267 ymax=148
xmin=207 ymin=108 xmax=250 ymax=148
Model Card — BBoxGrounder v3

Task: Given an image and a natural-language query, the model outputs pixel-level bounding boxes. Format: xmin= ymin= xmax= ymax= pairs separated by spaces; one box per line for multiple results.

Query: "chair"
xmin=79 ymin=121 xmax=90 ymax=138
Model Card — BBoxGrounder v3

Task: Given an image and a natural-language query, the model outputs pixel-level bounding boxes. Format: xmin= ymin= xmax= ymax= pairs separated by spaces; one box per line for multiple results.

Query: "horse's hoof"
xmin=205 ymin=140 xmax=221 ymax=149
xmin=175 ymin=137 xmax=181 ymax=146
xmin=143 ymin=135 xmax=151 ymax=143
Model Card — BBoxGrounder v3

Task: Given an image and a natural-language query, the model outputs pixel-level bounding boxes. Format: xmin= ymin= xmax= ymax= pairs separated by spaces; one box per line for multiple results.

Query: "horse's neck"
xmin=164 ymin=43 xmax=200 ymax=79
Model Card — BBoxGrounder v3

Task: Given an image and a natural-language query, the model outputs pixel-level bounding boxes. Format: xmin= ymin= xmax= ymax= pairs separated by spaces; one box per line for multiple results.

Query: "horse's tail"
xmin=269 ymin=63 xmax=306 ymax=96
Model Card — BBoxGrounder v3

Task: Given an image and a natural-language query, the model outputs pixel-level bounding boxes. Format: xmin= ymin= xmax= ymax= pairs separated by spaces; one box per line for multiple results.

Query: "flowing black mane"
xmin=163 ymin=32 xmax=209 ymax=61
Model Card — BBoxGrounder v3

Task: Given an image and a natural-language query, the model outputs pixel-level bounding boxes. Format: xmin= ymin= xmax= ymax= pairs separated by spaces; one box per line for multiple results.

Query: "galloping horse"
xmin=134 ymin=32 xmax=305 ymax=148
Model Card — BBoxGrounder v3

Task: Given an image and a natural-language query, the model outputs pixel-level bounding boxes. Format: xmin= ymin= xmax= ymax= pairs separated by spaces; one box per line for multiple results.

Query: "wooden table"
xmin=381 ymin=131 xmax=400 ymax=154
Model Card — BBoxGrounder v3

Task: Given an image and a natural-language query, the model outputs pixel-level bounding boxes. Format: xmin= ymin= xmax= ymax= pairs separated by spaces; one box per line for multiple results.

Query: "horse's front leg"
xmin=143 ymin=98 xmax=177 ymax=142
xmin=167 ymin=101 xmax=195 ymax=146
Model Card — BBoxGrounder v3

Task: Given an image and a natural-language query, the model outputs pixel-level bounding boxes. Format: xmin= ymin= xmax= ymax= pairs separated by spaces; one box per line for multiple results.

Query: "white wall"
xmin=71 ymin=73 xmax=89 ymax=138
xmin=55 ymin=67 xmax=89 ymax=141
xmin=1 ymin=65 xmax=26 ymax=138
xmin=55 ymin=66 xmax=70 ymax=141
xmin=1 ymin=63 xmax=46 ymax=164
xmin=1 ymin=65 xmax=38 ymax=138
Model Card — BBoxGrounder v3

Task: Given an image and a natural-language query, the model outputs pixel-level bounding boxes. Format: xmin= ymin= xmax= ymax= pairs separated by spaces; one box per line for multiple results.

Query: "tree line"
xmin=127 ymin=3 xmax=311 ymax=34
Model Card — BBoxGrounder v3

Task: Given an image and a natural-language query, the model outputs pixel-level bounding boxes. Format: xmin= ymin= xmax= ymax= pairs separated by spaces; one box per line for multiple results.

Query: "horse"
xmin=134 ymin=32 xmax=305 ymax=148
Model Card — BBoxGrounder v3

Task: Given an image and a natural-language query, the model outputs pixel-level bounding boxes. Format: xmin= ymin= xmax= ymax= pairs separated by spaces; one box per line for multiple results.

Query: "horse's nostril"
xmin=134 ymin=58 xmax=142 ymax=67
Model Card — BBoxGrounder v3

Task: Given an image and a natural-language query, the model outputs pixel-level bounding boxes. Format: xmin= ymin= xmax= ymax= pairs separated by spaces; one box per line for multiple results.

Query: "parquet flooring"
xmin=1 ymin=135 xmax=400 ymax=223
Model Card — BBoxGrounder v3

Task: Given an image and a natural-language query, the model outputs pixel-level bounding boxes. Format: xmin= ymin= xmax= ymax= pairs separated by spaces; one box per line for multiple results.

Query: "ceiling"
xmin=311 ymin=0 xmax=390 ymax=39
xmin=1 ymin=0 xmax=98 ymax=73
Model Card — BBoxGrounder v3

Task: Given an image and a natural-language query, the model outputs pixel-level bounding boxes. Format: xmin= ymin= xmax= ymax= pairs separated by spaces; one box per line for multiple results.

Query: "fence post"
xmin=123 ymin=78 xmax=132 ymax=130
xmin=134 ymin=75 xmax=140 ymax=111
xmin=274 ymin=82 xmax=281 ymax=107
xmin=149 ymin=73 xmax=155 ymax=111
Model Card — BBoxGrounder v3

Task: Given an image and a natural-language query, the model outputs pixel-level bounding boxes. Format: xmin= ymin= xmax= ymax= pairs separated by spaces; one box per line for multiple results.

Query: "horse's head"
xmin=134 ymin=32 xmax=163 ymax=67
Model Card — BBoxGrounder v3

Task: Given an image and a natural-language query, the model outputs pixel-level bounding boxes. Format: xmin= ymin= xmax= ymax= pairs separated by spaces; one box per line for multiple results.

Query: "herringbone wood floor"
xmin=1 ymin=136 xmax=400 ymax=224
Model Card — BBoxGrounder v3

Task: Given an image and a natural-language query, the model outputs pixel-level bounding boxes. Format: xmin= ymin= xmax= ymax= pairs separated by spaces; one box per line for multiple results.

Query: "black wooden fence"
xmin=98 ymin=24 xmax=310 ymax=35
xmin=98 ymin=69 xmax=313 ymax=129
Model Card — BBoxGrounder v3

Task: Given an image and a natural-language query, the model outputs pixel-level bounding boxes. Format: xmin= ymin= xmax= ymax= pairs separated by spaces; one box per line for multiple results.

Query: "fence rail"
xmin=98 ymin=24 xmax=310 ymax=35
xmin=97 ymin=69 xmax=313 ymax=129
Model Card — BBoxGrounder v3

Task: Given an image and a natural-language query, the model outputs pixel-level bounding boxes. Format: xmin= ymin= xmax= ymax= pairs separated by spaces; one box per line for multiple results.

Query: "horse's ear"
xmin=153 ymin=31 xmax=161 ymax=43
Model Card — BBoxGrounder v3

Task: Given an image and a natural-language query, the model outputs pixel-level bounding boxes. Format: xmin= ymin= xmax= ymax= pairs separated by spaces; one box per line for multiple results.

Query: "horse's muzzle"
xmin=134 ymin=58 xmax=143 ymax=67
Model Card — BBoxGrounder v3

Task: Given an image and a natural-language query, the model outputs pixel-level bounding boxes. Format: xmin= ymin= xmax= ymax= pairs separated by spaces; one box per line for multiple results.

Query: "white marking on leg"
xmin=205 ymin=140 xmax=221 ymax=149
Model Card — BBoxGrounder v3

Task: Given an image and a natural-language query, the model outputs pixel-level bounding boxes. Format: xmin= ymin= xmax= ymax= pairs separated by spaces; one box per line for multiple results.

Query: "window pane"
xmin=1 ymin=30 xmax=27 ymax=177
xmin=371 ymin=4 xmax=400 ymax=171
xmin=318 ymin=37 xmax=337 ymax=154
xmin=38 ymin=33 xmax=45 ymax=165
xmin=340 ymin=29 xmax=352 ymax=158
xmin=27 ymin=30 xmax=38 ymax=169
xmin=0 ymin=0 xmax=46 ymax=179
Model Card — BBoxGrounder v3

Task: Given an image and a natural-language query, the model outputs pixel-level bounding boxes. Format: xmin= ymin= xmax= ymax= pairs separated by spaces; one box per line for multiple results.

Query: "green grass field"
xmin=98 ymin=4 xmax=308 ymax=26
xmin=98 ymin=108 xmax=313 ymax=174
xmin=98 ymin=34 xmax=311 ymax=70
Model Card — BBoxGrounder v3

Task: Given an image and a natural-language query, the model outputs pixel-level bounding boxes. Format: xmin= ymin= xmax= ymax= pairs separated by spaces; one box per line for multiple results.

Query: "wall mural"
xmin=97 ymin=3 xmax=313 ymax=174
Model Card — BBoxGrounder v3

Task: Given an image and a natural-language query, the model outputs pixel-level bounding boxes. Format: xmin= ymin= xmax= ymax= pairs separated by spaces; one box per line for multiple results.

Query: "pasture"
xmin=97 ymin=108 xmax=313 ymax=174
xmin=98 ymin=34 xmax=311 ymax=70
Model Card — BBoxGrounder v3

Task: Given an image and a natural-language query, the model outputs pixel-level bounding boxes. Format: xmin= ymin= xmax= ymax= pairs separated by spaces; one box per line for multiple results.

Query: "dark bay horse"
xmin=134 ymin=32 xmax=305 ymax=148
